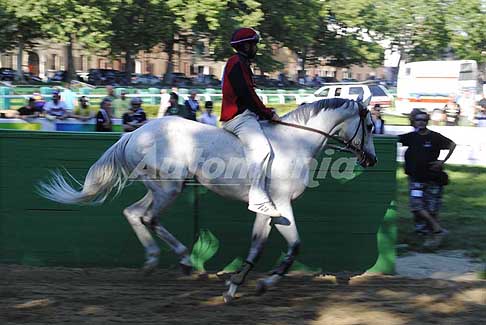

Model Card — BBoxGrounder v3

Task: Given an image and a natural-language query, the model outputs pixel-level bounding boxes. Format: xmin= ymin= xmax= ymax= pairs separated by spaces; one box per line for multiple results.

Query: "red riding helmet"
xmin=230 ymin=27 xmax=260 ymax=47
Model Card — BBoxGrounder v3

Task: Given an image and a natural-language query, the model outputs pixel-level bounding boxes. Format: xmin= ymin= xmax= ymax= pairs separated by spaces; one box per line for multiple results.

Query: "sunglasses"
xmin=414 ymin=118 xmax=428 ymax=122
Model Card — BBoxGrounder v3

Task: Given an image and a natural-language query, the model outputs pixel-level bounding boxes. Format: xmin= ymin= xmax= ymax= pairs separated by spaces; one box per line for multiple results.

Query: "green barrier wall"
xmin=0 ymin=130 xmax=397 ymax=274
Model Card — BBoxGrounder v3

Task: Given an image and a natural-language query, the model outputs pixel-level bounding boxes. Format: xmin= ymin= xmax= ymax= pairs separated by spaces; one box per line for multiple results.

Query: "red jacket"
xmin=220 ymin=54 xmax=273 ymax=121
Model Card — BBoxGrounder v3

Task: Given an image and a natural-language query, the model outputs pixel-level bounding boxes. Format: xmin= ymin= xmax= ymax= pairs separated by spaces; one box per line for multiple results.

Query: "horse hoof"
xmin=143 ymin=263 xmax=157 ymax=276
xmin=255 ymin=280 xmax=267 ymax=296
xmin=179 ymin=262 xmax=193 ymax=276
xmin=216 ymin=271 xmax=235 ymax=281
xmin=223 ymin=292 xmax=235 ymax=304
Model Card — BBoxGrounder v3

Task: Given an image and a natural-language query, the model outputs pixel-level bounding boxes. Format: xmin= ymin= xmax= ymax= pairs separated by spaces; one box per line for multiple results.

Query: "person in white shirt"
xmin=61 ymin=84 xmax=76 ymax=110
xmin=158 ymin=88 xmax=171 ymax=118
xmin=44 ymin=90 xmax=68 ymax=119
xmin=199 ymin=101 xmax=218 ymax=127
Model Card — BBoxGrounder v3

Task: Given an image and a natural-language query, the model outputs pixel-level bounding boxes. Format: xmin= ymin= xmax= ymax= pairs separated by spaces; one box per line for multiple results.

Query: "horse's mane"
xmin=282 ymin=98 xmax=354 ymax=124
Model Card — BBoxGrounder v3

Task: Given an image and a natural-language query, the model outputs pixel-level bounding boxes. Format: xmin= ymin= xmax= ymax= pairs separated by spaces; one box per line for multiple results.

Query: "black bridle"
xmin=272 ymin=104 xmax=371 ymax=165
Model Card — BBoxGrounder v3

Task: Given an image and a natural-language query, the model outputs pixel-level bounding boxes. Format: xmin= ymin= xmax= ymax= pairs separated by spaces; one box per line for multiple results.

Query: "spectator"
xmin=17 ymin=97 xmax=42 ymax=118
xmin=430 ymin=107 xmax=446 ymax=125
xmin=164 ymin=92 xmax=184 ymax=116
xmin=398 ymin=109 xmax=456 ymax=236
xmin=32 ymin=93 xmax=46 ymax=111
xmin=106 ymin=85 xmax=117 ymax=102
xmin=112 ymin=90 xmax=130 ymax=117
xmin=43 ymin=90 xmax=68 ymax=120
xmin=445 ymin=102 xmax=461 ymax=126
xmin=475 ymin=106 xmax=486 ymax=127
xmin=70 ymin=96 xmax=93 ymax=121
xmin=95 ymin=98 xmax=113 ymax=132
xmin=122 ymin=97 xmax=147 ymax=132
xmin=61 ymin=83 xmax=76 ymax=110
xmin=477 ymin=95 xmax=486 ymax=110
xmin=158 ymin=88 xmax=171 ymax=117
xmin=184 ymin=90 xmax=200 ymax=121
xmin=199 ymin=101 xmax=218 ymax=126
xmin=371 ymin=104 xmax=385 ymax=134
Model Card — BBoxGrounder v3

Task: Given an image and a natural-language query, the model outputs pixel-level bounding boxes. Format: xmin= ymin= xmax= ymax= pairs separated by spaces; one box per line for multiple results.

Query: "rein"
xmin=271 ymin=108 xmax=370 ymax=161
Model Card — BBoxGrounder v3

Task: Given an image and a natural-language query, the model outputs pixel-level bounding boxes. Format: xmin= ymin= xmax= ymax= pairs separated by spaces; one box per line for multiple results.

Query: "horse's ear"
xmin=356 ymin=94 xmax=364 ymax=102
xmin=363 ymin=95 xmax=372 ymax=107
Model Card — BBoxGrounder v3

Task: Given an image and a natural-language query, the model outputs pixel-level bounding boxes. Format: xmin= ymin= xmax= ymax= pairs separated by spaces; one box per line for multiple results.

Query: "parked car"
xmin=88 ymin=69 xmax=128 ymax=85
xmin=24 ymin=72 xmax=44 ymax=83
xmin=0 ymin=68 xmax=16 ymax=81
xmin=48 ymin=70 xmax=68 ymax=82
xmin=172 ymin=73 xmax=193 ymax=87
xmin=131 ymin=73 xmax=161 ymax=85
xmin=0 ymin=69 xmax=43 ymax=83
xmin=48 ymin=70 xmax=85 ymax=83
xmin=193 ymin=74 xmax=221 ymax=86
xmin=297 ymin=81 xmax=394 ymax=108
xmin=254 ymin=75 xmax=280 ymax=88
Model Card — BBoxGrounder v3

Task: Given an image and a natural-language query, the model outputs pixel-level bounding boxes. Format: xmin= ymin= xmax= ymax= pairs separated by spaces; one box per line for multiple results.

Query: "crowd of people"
xmin=13 ymin=85 xmax=219 ymax=132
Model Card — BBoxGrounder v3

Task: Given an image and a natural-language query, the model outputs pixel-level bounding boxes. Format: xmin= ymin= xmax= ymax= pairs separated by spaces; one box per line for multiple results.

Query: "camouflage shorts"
xmin=409 ymin=179 xmax=443 ymax=214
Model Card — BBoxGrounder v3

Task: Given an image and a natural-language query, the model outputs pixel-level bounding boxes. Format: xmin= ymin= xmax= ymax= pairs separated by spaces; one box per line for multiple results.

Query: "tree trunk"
xmin=125 ymin=49 xmax=133 ymax=82
xmin=301 ymin=48 xmax=307 ymax=73
xmin=66 ymin=35 xmax=75 ymax=82
xmin=16 ymin=40 xmax=24 ymax=82
xmin=164 ymin=40 xmax=175 ymax=84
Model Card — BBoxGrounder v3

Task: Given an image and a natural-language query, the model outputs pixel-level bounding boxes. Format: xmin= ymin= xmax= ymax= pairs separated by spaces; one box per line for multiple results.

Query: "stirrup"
xmin=248 ymin=202 xmax=281 ymax=217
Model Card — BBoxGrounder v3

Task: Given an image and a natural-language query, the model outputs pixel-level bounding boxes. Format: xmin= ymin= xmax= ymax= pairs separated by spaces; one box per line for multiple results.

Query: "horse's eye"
xmin=367 ymin=124 xmax=373 ymax=132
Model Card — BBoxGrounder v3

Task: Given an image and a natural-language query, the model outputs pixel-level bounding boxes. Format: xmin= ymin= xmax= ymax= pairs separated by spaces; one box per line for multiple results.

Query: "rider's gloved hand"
xmin=270 ymin=111 xmax=281 ymax=122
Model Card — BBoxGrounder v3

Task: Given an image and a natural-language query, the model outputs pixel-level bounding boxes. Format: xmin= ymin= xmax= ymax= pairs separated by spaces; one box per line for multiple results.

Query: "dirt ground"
xmin=0 ymin=263 xmax=484 ymax=325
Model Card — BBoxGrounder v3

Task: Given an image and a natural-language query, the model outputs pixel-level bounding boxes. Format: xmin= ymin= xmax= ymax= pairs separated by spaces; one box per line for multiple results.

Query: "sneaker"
xmin=414 ymin=223 xmax=430 ymax=235
xmin=433 ymin=228 xmax=449 ymax=236
xmin=248 ymin=202 xmax=281 ymax=217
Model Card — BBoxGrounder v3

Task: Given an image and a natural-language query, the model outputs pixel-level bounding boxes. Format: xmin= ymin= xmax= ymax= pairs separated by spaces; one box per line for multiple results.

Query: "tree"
xmin=329 ymin=0 xmax=449 ymax=63
xmin=0 ymin=1 xmax=45 ymax=81
xmin=186 ymin=0 xmax=285 ymax=74
xmin=256 ymin=0 xmax=384 ymax=77
xmin=39 ymin=0 xmax=111 ymax=81
xmin=0 ymin=4 xmax=16 ymax=52
xmin=106 ymin=0 xmax=174 ymax=80
xmin=446 ymin=0 xmax=486 ymax=63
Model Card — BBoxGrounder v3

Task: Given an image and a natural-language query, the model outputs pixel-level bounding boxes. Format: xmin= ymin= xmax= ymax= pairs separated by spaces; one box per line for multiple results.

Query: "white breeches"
xmin=223 ymin=110 xmax=273 ymax=205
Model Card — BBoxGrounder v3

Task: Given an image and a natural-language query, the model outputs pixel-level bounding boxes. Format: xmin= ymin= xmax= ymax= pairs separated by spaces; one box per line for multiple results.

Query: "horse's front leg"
xmin=256 ymin=203 xmax=301 ymax=295
xmin=223 ymin=213 xmax=272 ymax=303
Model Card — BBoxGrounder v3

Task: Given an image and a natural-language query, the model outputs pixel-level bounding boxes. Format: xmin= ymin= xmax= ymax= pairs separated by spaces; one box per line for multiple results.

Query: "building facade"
xmin=0 ymin=39 xmax=385 ymax=83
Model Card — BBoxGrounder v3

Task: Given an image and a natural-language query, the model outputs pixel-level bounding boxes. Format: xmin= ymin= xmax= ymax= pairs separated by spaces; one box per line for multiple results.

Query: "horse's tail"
xmin=37 ymin=133 xmax=133 ymax=205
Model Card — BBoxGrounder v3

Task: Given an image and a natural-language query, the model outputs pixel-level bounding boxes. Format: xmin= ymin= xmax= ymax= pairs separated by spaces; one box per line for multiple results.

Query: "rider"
xmin=220 ymin=27 xmax=281 ymax=217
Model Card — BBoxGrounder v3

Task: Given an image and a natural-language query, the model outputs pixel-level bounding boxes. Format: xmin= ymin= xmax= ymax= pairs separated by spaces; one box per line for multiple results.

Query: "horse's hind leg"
xmin=144 ymin=180 xmax=193 ymax=275
xmin=224 ymin=213 xmax=272 ymax=302
xmin=123 ymin=192 xmax=161 ymax=273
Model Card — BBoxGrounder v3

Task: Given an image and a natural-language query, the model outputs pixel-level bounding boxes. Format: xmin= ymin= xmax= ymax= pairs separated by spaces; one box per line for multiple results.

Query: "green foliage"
xmin=2 ymin=0 xmax=486 ymax=75
xmin=0 ymin=1 xmax=45 ymax=45
xmin=0 ymin=4 xmax=16 ymax=52
xmin=446 ymin=0 xmax=486 ymax=63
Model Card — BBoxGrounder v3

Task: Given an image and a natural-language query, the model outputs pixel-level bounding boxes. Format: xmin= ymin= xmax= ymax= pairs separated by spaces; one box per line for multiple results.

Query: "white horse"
xmin=38 ymin=97 xmax=376 ymax=302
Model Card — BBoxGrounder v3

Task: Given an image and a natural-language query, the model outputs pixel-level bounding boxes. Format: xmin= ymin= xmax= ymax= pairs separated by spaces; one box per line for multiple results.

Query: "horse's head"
xmin=334 ymin=96 xmax=377 ymax=167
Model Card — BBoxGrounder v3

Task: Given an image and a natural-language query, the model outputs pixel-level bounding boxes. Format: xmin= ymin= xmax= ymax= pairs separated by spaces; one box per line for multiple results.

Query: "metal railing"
xmin=0 ymin=92 xmax=313 ymax=109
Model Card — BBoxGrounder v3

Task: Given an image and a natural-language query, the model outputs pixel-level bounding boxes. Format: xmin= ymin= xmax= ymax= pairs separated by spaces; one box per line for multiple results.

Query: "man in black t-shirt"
xmin=164 ymin=92 xmax=185 ymax=117
xmin=17 ymin=97 xmax=43 ymax=118
xmin=96 ymin=98 xmax=113 ymax=132
xmin=398 ymin=109 xmax=456 ymax=236
xmin=122 ymin=97 xmax=147 ymax=132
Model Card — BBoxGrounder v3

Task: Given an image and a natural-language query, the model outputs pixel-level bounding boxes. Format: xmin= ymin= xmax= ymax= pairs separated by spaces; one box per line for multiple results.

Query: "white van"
xmin=395 ymin=60 xmax=478 ymax=118
xmin=298 ymin=82 xmax=393 ymax=108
